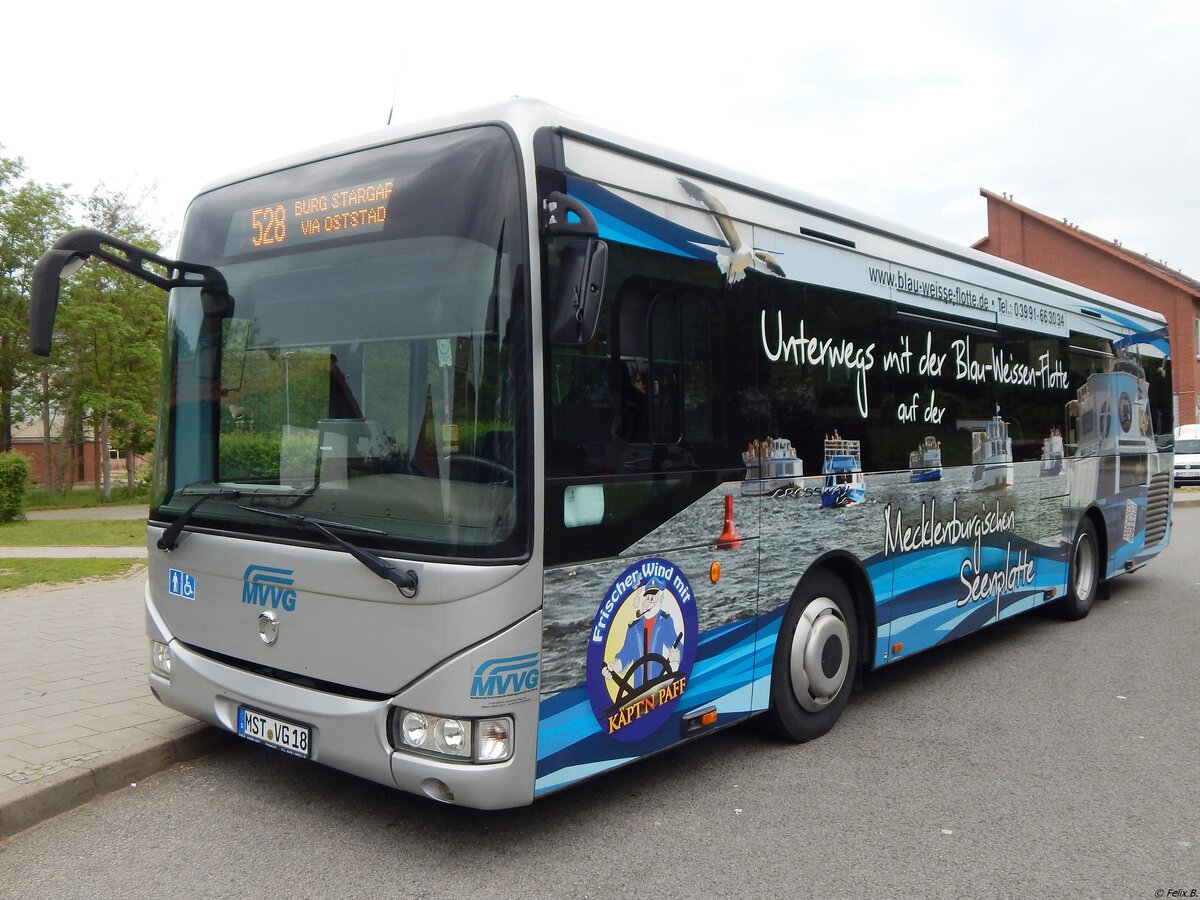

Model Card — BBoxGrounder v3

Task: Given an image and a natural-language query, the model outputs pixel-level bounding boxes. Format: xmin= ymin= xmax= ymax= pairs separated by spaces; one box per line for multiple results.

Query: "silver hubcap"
xmin=789 ymin=598 xmax=850 ymax=712
xmin=1074 ymin=533 xmax=1096 ymax=602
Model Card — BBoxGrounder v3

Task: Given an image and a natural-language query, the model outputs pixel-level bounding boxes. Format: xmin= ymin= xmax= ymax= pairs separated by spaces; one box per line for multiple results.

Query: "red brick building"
xmin=11 ymin=418 xmax=102 ymax=485
xmin=974 ymin=188 xmax=1200 ymax=425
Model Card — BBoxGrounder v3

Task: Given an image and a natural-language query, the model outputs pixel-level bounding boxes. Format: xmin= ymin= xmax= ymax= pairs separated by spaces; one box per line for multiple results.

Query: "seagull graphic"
xmin=678 ymin=177 xmax=785 ymax=284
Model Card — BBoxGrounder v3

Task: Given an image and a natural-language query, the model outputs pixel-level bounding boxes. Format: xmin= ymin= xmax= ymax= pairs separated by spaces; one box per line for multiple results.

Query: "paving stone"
xmin=0 ymin=570 xmax=229 ymax=839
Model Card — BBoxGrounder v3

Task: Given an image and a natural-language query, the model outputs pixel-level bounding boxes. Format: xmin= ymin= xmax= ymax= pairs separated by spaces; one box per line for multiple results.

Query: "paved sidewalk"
xmin=0 ymin=573 xmax=230 ymax=839
xmin=0 ymin=546 xmax=147 ymax=558
xmin=24 ymin=505 xmax=149 ymax=521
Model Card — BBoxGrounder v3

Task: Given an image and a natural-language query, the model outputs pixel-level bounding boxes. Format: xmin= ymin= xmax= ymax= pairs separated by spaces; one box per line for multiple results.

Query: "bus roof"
xmin=195 ymin=98 xmax=1165 ymax=332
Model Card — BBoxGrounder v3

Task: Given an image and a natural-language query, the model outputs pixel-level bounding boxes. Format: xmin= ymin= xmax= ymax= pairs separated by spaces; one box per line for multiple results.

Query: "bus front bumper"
xmin=146 ymin=599 xmax=539 ymax=810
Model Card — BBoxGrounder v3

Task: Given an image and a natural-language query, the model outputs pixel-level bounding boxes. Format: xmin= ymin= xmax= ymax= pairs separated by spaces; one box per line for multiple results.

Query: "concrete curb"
xmin=0 ymin=725 xmax=234 ymax=839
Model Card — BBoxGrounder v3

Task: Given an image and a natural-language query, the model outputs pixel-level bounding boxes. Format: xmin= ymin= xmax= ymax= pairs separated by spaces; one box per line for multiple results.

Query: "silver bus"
xmin=31 ymin=99 xmax=1174 ymax=808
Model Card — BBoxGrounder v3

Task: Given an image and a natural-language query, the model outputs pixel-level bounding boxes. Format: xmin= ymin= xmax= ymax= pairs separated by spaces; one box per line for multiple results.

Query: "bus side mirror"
xmin=549 ymin=237 xmax=607 ymax=347
xmin=29 ymin=228 xmax=232 ymax=357
xmin=192 ymin=288 xmax=237 ymax=379
xmin=30 ymin=249 xmax=89 ymax=356
xmin=543 ymin=191 xmax=607 ymax=348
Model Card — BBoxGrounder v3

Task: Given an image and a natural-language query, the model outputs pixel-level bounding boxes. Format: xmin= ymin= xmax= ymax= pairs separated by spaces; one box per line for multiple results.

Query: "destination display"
xmin=224 ymin=179 xmax=394 ymax=256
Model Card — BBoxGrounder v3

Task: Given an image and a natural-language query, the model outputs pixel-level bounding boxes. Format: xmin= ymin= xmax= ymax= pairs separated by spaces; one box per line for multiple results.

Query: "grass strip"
xmin=23 ymin=486 xmax=149 ymax=510
xmin=0 ymin=559 xmax=145 ymax=592
xmin=0 ymin=520 xmax=145 ymax=547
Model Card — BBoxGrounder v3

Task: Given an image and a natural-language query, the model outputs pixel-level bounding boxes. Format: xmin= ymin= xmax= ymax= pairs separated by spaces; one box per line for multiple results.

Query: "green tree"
xmin=0 ymin=149 xmax=72 ymax=455
xmin=54 ymin=184 xmax=166 ymax=500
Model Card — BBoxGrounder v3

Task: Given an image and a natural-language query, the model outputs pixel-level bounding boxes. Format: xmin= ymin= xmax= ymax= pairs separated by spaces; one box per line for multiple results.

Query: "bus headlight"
xmin=392 ymin=709 xmax=512 ymax=764
xmin=433 ymin=717 xmax=468 ymax=755
xmin=393 ymin=709 xmax=472 ymax=760
xmin=400 ymin=711 xmax=429 ymax=747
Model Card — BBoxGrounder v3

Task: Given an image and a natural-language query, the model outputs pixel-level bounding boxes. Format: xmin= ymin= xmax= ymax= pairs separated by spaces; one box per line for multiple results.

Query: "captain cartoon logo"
xmin=586 ymin=557 xmax=698 ymax=742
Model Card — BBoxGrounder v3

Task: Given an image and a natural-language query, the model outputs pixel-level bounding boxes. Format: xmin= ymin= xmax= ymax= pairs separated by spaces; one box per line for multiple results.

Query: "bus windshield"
xmin=152 ymin=126 xmax=529 ymax=559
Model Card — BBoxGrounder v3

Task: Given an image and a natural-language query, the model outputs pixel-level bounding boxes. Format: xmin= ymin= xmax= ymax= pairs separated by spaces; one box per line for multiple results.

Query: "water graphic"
xmin=541 ymin=461 xmax=1074 ymax=693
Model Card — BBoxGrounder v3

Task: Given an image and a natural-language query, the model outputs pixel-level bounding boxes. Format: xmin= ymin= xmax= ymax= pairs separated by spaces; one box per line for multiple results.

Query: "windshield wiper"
xmin=156 ymin=485 xmax=313 ymax=551
xmin=157 ymin=490 xmax=244 ymax=551
xmin=238 ymin=506 xmax=419 ymax=597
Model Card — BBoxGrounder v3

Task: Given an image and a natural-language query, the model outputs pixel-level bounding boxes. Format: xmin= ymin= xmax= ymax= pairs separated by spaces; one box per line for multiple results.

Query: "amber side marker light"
xmin=683 ymin=705 xmax=719 ymax=734
xmin=709 ymin=561 xmax=721 ymax=583
xmin=891 ymin=642 xmax=904 ymax=657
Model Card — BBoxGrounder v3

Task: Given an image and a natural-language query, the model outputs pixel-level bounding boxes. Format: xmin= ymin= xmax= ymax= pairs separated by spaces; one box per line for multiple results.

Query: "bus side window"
xmin=614 ymin=287 xmax=690 ymax=445
xmin=551 ymin=349 xmax=614 ymax=444
xmin=616 ymin=359 xmax=650 ymax=443
xmin=613 ymin=286 xmax=652 ymax=444
xmin=648 ymin=293 xmax=682 ymax=443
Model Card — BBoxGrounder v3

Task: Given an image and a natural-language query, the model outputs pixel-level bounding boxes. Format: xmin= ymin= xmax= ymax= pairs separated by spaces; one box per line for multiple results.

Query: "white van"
xmin=1174 ymin=425 xmax=1200 ymax=485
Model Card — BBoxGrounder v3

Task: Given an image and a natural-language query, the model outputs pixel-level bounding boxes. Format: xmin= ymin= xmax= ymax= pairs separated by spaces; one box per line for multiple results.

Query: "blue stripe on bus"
xmin=535 ymin=757 xmax=637 ymax=794
xmin=566 ymin=177 xmax=723 ymax=260
xmin=1084 ymin=308 xmax=1170 ymax=355
xmin=591 ymin=207 xmax=695 ymax=257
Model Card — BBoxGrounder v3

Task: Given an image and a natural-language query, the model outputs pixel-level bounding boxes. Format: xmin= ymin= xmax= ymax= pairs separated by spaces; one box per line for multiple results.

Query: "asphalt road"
xmin=3 ymin=511 xmax=1198 ymax=899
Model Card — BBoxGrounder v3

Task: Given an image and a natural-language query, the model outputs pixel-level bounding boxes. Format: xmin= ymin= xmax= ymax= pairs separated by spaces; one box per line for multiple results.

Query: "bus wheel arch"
xmin=760 ymin=558 xmax=871 ymax=742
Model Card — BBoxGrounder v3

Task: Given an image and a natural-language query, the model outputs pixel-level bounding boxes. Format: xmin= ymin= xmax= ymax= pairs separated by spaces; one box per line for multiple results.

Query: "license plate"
xmin=237 ymin=707 xmax=311 ymax=759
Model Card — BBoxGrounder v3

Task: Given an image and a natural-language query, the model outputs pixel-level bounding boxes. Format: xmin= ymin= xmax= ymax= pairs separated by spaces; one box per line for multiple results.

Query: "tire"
xmin=760 ymin=571 xmax=858 ymax=742
xmin=1055 ymin=518 xmax=1102 ymax=621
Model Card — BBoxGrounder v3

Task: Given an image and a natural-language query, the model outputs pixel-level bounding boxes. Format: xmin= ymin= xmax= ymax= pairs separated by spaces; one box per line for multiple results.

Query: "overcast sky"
xmin=4 ymin=1 xmax=1198 ymax=278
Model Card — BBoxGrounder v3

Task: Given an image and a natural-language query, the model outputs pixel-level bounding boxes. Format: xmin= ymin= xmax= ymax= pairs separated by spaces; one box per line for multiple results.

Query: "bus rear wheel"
xmin=761 ymin=571 xmax=857 ymax=742
xmin=1054 ymin=519 xmax=1102 ymax=621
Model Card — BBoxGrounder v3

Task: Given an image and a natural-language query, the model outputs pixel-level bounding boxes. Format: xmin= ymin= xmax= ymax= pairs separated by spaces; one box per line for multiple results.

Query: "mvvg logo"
xmin=471 ymin=653 xmax=540 ymax=699
xmin=242 ymin=565 xmax=297 ymax=612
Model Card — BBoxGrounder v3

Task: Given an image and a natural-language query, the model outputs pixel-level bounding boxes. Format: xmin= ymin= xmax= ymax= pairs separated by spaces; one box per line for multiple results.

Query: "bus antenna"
xmin=386 ymin=69 xmax=401 ymax=126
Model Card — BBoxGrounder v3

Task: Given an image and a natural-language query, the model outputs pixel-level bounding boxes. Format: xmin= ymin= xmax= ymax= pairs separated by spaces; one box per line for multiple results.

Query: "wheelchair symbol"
xmin=169 ymin=569 xmax=196 ymax=600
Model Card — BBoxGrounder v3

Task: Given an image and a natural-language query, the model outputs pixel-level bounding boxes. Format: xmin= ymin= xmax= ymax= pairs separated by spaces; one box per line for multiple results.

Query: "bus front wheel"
xmin=1055 ymin=519 xmax=1102 ymax=621
xmin=761 ymin=571 xmax=857 ymax=742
